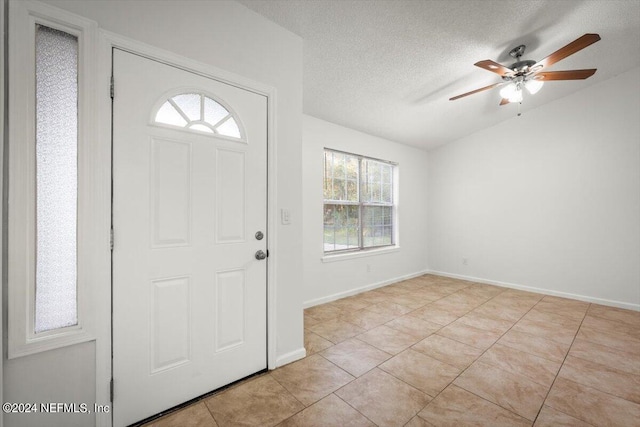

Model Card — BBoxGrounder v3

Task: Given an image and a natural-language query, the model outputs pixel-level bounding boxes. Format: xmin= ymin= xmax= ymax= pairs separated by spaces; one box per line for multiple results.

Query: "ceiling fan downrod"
xmin=507 ymin=44 xmax=536 ymax=74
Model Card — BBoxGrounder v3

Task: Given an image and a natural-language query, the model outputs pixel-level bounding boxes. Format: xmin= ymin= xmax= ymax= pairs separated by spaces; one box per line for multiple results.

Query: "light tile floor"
xmin=143 ymin=274 xmax=640 ymax=427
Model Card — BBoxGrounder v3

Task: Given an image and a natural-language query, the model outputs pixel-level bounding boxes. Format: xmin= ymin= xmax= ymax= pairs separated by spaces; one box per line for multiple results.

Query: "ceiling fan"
xmin=450 ymin=33 xmax=601 ymax=106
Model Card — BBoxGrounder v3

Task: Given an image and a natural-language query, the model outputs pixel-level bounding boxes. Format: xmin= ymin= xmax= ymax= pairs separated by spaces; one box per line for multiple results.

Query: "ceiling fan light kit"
xmin=450 ymin=33 xmax=601 ymax=112
xmin=525 ymin=79 xmax=544 ymax=94
xmin=499 ymin=81 xmax=523 ymax=103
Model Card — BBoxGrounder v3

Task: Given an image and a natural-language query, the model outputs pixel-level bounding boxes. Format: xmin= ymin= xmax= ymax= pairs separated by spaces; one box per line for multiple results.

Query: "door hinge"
xmin=109 ymin=378 xmax=114 ymax=402
xmin=110 ymin=75 xmax=114 ymax=99
xmin=110 ymin=228 xmax=114 ymax=251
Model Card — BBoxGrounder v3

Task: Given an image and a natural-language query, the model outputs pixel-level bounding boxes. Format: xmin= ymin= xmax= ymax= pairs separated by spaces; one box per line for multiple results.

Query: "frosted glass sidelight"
xmin=154 ymin=93 xmax=243 ymax=139
xmin=35 ymin=25 xmax=78 ymax=333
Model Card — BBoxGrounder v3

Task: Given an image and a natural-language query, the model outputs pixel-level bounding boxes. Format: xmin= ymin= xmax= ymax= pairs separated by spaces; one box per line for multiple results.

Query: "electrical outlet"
xmin=462 ymin=258 xmax=468 ymax=266
xmin=366 ymin=264 xmax=371 ymax=272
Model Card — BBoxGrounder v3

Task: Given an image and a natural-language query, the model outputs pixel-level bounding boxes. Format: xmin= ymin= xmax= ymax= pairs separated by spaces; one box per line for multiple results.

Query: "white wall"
xmin=1 ymin=1 xmax=5 ymax=424
xmin=4 ymin=343 xmax=95 ymax=427
xmin=3 ymin=1 xmax=303 ymax=426
xmin=427 ymin=67 xmax=640 ymax=309
xmin=303 ymin=115 xmax=429 ymax=306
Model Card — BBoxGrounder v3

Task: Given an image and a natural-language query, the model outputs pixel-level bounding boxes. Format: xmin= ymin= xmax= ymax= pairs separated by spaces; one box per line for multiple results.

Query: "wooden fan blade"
xmin=449 ymin=82 xmax=503 ymax=101
xmin=499 ymin=98 xmax=510 ymax=106
xmin=534 ymin=34 xmax=600 ymax=70
xmin=474 ymin=60 xmax=513 ymax=76
xmin=535 ymin=69 xmax=597 ymax=80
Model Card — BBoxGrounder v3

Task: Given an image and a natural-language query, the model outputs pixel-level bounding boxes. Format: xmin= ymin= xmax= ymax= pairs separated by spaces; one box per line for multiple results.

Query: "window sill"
xmin=322 ymin=246 xmax=400 ymax=263
xmin=9 ymin=327 xmax=94 ymax=359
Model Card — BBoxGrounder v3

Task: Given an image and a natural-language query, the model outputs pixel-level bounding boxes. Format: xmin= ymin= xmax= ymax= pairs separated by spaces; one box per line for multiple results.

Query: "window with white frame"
xmin=154 ymin=92 xmax=243 ymax=139
xmin=8 ymin=1 xmax=97 ymax=358
xmin=34 ymin=24 xmax=79 ymax=333
xmin=323 ymin=149 xmax=396 ymax=253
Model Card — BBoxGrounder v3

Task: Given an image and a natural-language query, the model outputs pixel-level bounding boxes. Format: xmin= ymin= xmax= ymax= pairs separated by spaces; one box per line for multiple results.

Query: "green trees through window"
xmin=323 ymin=149 xmax=396 ymax=253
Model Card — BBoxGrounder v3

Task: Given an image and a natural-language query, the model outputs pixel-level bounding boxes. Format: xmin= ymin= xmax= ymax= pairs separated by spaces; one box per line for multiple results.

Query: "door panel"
xmin=112 ymin=49 xmax=267 ymax=426
xmin=150 ymin=276 xmax=191 ymax=373
xmin=151 ymin=138 xmax=192 ymax=247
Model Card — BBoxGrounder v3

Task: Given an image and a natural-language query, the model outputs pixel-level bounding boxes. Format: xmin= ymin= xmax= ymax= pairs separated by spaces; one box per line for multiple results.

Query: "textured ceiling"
xmin=238 ymin=0 xmax=640 ymax=150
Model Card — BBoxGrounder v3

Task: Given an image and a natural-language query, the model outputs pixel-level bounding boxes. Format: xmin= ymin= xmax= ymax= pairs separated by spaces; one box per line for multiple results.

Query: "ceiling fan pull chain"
xmin=517 ymin=102 xmax=522 ymax=117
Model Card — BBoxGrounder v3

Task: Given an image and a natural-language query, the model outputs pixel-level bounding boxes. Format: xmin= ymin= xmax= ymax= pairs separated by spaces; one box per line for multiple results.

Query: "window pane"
xmin=35 ymin=25 xmax=78 ymax=333
xmin=362 ymin=159 xmax=393 ymax=204
xmin=382 ymin=164 xmax=391 ymax=183
xmin=362 ymin=206 xmax=393 ymax=248
xmin=332 ymin=152 xmax=345 ymax=200
xmin=381 ymin=164 xmax=393 ymax=203
xmin=324 ymin=151 xmax=359 ymax=202
xmin=216 ymin=117 xmax=241 ymax=138
xmin=204 ymin=97 xmax=229 ymax=126
xmin=155 ymin=101 xmax=188 ymax=127
xmin=346 ymin=156 xmax=358 ymax=202
xmin=332 ymin=178 xmax=346 ymax=200
xmin=324 ymin=204 xmax=359 ymax=251
xmin=382 ymin=183 xmax=392 ymax=204
xmin=172 ymin=93 xmax=201 ymax=121
xmin=362 ymin=158 xmax=385 ymax=202
xmin=346 ymin=178 xmax=358 ymax=202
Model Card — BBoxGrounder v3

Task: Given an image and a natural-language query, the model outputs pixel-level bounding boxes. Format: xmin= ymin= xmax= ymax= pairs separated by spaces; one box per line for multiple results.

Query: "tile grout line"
xmin=151 ymin=276 xmax=635 ymax=426
xmin=530 ymin=301 xmax=590 ymax=426
xmin=303 ymin=278 xmax=632 ymax=426
xmin=331 ymin=391 xmax=380 ymax=426
xmin=538 ymin=308 xmax=640 ymax=413
xmin=333 ymin=285 xmax=525 ymax=423
xmin=305 ymin=287 xmax=632 ymax=426
xmin=299 ymin=278 xmax=477 ymax=426
xmin=266 ymin=367 xmax=322 ymax=424
xmin=427 ymin=291 xmax=595 ymax=420
xmin=408 ymin=290 xmax=546 ymax=424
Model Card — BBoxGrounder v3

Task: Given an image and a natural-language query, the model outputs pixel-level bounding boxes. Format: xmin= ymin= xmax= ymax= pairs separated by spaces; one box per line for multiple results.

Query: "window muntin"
xmin=154 ymin=93 xmax=242 ymax=139
xmin=323 ymin=149 xmax=396 ymax=253
xmin=34 ymin=25 xmax=79 ymax=333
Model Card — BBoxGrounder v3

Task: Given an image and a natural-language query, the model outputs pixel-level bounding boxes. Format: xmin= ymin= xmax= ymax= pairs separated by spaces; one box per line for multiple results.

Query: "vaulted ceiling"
xmin=238 ymin=0 xmax=640 ymax=150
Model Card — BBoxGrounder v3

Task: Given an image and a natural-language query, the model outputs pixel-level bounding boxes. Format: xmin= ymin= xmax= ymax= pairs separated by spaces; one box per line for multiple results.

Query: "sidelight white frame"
xmin=7 ymin=0 xmax=98 ymax=359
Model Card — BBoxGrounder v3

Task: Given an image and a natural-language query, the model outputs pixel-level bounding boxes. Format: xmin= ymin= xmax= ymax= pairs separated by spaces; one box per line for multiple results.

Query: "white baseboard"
xmin=428 ymin=270 xmax=640 ymax=312
xmin=303 ymin=269 xmax=431 ymax=308
xmin=274 ymin=347 xmax=306 ymax=368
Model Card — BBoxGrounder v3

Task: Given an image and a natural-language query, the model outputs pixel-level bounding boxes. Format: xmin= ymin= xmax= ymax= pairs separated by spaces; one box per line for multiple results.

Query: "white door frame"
xmin=96 ymin=31 xmax=278 ymax=427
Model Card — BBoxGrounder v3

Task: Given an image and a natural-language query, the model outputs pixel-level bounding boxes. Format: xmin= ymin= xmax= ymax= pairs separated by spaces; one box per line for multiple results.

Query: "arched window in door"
xmin=154 ymin=92 xmax=244 ymax=140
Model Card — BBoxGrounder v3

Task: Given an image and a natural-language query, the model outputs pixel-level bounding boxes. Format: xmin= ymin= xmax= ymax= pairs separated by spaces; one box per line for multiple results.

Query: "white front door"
xmin=112 ymin=49 xmax=268 ymax=426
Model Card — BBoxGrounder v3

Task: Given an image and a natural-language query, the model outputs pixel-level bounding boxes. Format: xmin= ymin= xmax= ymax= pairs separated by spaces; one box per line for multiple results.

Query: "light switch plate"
xmin=281 ymin=208 xmax=291 ymax=225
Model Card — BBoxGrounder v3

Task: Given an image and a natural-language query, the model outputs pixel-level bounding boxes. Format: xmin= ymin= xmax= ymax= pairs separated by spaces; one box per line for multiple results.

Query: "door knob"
xmin=255 ymin=250 xmax=267 ymax=260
